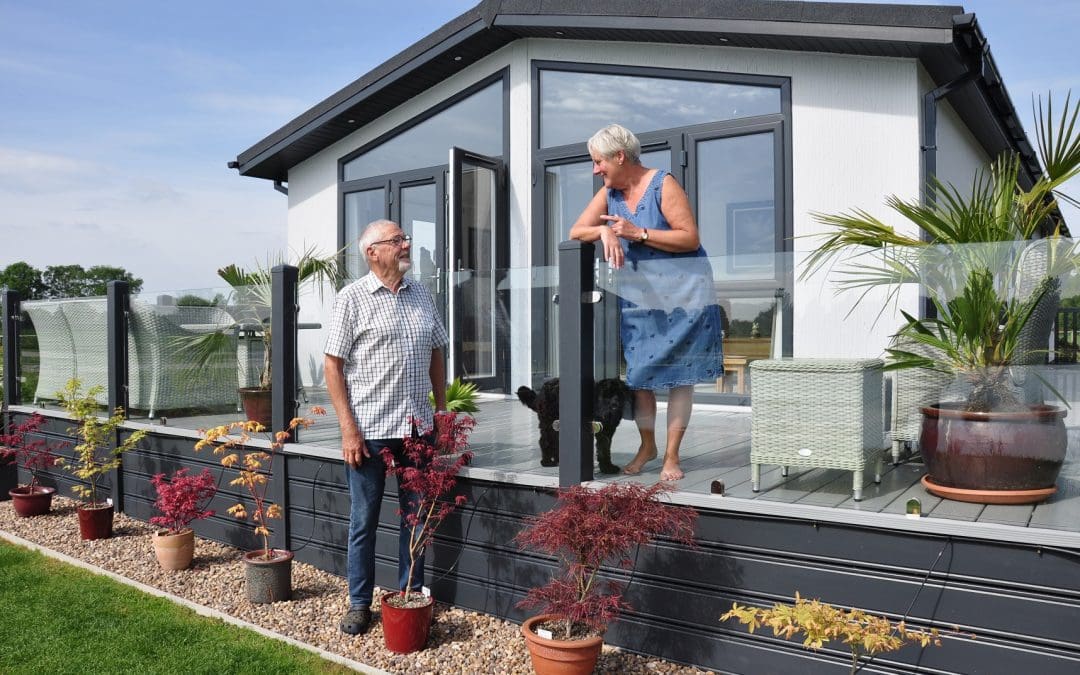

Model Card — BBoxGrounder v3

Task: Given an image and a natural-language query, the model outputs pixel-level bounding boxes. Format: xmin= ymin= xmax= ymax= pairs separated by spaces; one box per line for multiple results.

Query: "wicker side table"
xmin=750 ymin=358 xmax=887 ymax=501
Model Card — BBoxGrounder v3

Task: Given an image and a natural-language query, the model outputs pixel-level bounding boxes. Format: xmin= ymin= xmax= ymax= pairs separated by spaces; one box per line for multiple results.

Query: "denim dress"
xmin=608 ymin=169 xmax=723 ymax=390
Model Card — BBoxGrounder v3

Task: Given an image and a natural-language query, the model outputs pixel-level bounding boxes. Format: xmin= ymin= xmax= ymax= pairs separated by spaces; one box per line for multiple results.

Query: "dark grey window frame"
xmin=335 ymin=68 xmax=511 ymax=391
xmin=530 ymin=60 xmax=793 ymax=396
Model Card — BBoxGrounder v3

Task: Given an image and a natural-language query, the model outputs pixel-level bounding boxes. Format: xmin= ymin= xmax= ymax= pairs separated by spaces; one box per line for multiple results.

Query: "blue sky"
xmin=1 ymin=0 xmax=1076 ymax=293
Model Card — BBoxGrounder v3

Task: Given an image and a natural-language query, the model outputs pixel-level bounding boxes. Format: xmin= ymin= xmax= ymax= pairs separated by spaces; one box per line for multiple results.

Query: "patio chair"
xmin=23 ymin=301 xmax=77 ymax=404
xmin=750 ymin=358 xmax=886 ymax=501
xmin=61 ymin=298 xmax=112 ymax=405
xmin=887 ymin=335 xmax=951 ymax=464
xmin=128 ymin=301 xmax=239 ymax=418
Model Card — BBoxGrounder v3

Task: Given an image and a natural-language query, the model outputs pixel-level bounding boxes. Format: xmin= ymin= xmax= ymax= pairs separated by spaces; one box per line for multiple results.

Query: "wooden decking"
xmin=118 ymin=389 xmax=1080 ymax=541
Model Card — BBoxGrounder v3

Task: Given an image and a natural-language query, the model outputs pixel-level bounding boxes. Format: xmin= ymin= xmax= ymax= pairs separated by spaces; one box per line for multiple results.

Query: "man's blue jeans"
xmin=344 ymin=437 xmax=424 ymax=610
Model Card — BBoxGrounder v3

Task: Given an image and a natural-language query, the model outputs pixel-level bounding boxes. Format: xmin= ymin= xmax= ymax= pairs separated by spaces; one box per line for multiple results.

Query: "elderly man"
xmin=324 ymin=219 xmax=448 ymax=636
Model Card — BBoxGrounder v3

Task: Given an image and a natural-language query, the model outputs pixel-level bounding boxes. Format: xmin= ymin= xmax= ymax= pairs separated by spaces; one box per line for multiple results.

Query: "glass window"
xmin=344 ymin=188 xmax=385 ymax=278
xmin=540 ymin=70 xmax=781 ymax=148
xmin=696 ymin=132 xmax=777 ymax=279
xmin=343 ymin=81 xmax=504 ymax=181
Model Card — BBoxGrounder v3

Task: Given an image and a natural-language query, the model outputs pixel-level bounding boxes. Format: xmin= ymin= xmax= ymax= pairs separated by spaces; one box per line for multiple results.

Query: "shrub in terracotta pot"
xmin=514 ymin=482 xmax=698 ymax=675
xmin=1 ymin=412 xmax=65 ymax=516
xmin=149 ymin=468 xmax=217 ymax=570
xmin=196 ymin=409 xmax=323 ymax=603
xmin=378 ymin=411 xmax=475 ymax=654
xmin=57 ymin=379 xmax=147 ymax=539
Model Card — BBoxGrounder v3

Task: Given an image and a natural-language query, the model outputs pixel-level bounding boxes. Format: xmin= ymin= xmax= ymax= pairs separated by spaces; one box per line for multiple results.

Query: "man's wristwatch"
xmin=639 ymin=228 xmax=649 ymax=242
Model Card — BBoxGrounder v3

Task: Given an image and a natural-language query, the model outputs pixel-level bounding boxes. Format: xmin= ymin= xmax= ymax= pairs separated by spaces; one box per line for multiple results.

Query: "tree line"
xmin=0 ymin=261 xmax=143 ymax=300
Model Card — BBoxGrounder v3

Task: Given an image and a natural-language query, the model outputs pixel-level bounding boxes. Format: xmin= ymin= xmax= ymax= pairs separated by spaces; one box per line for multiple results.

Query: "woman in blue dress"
xmin=570 ymin=124 xmax=723 ymax=481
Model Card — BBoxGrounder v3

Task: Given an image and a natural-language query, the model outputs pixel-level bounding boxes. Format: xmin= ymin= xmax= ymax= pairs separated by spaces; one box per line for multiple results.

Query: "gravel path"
xmin=1 ymin=497 xmax=714 ymax=674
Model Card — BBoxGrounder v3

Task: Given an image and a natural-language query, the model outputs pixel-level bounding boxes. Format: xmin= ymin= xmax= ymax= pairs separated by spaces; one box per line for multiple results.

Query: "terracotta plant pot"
xmin=238 ymin=387 xmax=273 ymax=427
xmin=77 ymin=501 xmax=115 ymax=540
xmin=243 ymin=548 xmax=293 ymax=603
xmin=521 ymin=614 xmax=604 ymax=675
xmin=152 ymin=528 xmax=195 ymax=570
xmin=920 ymin=403 xmax=1067 ymax=504
xmin=381 ymin=591 xmax=435 ymax=654
xmin=9 ymin=485 xmax=56 ymax=517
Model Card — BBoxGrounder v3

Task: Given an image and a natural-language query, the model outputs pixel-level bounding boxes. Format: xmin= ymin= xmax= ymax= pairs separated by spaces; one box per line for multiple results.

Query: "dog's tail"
xmin=516 ymin=385 xmax=540 ymax=411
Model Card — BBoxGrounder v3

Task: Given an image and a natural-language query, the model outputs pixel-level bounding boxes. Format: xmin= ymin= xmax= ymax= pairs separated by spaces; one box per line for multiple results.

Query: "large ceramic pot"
xmin=920 ymin=403 xmax=1067 ymax=504
xmin=77 ymin=501 xmax=115 ymax=540
xmin=9 ymin=485 xmax=56 ymax=517
xmin=239 ymin=387 xmax=273 ymax=427
xmin=243 ymin=549 xmax=293 ymax=603
xmin=521 ymin=614 xmax=604 ymax=675
xmin=152 ymin=528 xmax=195 ymax=570
xmin=381 ymin=591 xmax=435 ymax=654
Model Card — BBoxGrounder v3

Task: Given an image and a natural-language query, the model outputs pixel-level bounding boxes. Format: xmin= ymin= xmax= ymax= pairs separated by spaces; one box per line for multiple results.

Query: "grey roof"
xmin=232 ymin=0 xmax=1039 ymax=185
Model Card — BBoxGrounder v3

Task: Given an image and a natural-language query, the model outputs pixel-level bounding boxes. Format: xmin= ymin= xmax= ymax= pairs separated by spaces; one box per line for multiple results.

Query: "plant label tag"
xmin=422 ymin=586 xmax=431 ymax=597
xmin=537 ymin=628 xmax=553 ymax=640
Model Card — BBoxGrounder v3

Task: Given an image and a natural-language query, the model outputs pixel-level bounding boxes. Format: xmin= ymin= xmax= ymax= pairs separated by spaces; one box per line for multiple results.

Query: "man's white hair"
xmin=359 ymin=219 xmax=399 ymax=257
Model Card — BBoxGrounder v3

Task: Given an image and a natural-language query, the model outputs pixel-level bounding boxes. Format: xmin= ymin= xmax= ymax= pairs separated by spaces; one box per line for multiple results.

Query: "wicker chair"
xmin=750 ymin=358 xmax=887 ymax=501
xmin=23 ymin=302 xmax=77 ymax=404
xmin=887 ymin=335 xmax=951 ymax=464
xmin=128 ymin=301 xmax=239 ymax=417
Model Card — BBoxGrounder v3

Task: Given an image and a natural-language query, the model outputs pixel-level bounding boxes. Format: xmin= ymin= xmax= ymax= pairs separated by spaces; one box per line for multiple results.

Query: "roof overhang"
xmin=232 ymin=0 xmax=1041 ymax=187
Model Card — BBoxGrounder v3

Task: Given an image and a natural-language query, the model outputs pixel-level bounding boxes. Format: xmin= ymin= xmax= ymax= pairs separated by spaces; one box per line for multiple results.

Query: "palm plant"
xmin=803 ymin=93 xmax=1080 ymax=412
xmin=181 ymin=245 xmax=344 ymax=390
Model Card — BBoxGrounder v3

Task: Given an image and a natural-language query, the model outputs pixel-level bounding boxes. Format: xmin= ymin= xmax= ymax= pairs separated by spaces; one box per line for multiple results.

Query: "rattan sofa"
xmin=23 ymin=298 xmax=238 ymax=417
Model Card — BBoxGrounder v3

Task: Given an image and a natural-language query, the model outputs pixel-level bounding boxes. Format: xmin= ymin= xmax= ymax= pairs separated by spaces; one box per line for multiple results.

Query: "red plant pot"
xmin=77 ymin=501 xmax=114 ymax=540
xmin=380 ymin=591 xmax=434 ymax=654
xmin=9 ymin=485 xmax=56 ymax=517
xmin=238 ymin=387 xmax=273 ymax=427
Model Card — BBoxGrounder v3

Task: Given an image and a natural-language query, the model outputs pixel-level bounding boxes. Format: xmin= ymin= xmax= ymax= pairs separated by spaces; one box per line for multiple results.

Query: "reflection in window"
xmin=343 ymin=81 xmax=504 ymax=181
xmin=540 ymin=70 xmax=781 ymax=148
xmin=696 ymin=132 xmax=776 ymax=278
xmin=344 ymin=188 xmax=385 ymax=279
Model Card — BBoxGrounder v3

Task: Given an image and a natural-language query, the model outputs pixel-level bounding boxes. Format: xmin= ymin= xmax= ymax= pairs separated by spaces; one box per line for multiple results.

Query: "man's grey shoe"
xmin=340 ymin=608 xmax=373 ymax=635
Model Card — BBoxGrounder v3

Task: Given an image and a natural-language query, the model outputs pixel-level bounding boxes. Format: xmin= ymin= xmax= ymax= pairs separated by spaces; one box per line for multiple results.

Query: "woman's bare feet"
xmin=622 ymin=445 xmax=658 ymax=475
xmin=659 ymin=457 xmax=684 ymax=481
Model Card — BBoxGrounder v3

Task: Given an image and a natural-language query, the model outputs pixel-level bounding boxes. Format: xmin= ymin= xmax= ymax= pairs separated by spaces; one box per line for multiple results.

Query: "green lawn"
xmin=0 ymin=541 xmax=360 ymax=674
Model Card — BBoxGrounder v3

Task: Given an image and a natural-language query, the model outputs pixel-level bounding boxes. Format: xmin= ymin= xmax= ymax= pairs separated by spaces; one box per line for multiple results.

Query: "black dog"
xmin=516 ymin=378 xmax=631 ymax=474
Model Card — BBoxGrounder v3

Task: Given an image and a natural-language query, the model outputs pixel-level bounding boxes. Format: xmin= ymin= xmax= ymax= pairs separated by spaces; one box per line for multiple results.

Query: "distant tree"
xmin=0 ymin=262 xmax=44 ymax=299
xmin=40 ymin=264 xmax=143 ymax=298
xmin=176 ymin=293 xmax=225 ymax=307
xmin=85 ymin=265 xmax=143 ymax=296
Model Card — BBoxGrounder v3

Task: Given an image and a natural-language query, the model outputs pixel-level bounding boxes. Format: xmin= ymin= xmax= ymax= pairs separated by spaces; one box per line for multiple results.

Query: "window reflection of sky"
xmin=540 ymin=71 xmax=780 ymax=148
xmin=344 ymin=82 xmax=503 ymax=181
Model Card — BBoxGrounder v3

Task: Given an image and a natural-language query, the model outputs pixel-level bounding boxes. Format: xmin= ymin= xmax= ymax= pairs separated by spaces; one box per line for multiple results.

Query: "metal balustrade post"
xmin=270 ymin=264 xmax=298 ymax=551
xmin=106 ymin=280 xmax=130 ymax=513
xmin=557 ymin=240 xmax=596 ymax=487
xmin=2 ymin=289 xmax=21 ymax=412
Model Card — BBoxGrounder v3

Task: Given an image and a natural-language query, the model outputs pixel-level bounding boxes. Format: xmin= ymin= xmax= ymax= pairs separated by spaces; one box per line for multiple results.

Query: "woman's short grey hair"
xmin=587 ymin=124 xmax=641 ymax=164
xmin=358 ymin=219 xmax=398 ymax=254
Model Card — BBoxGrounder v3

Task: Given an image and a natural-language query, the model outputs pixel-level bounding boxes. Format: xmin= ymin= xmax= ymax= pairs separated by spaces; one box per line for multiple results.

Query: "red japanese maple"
xmin=382 ymin=411 xmax=475 ymax=605
xmin=0 ymin=413 xmax=65 ymax=490
xmin=149 ymin=468 xmax=218 ymax=535
xmin=514 ymin=482 xmax=698 ymax=640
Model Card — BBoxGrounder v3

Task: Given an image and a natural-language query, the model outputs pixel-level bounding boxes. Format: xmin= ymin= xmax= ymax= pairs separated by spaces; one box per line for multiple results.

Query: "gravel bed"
xmin=1 ymin=496 xmax=714 ymax=674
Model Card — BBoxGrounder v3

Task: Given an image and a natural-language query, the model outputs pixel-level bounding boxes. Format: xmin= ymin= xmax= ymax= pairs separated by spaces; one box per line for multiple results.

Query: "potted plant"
xmin=803 ymin=92 xmax=1080 ymax=504
xmin=149 ymin=468 xmax=217 ymax=570
xmin=196 ymin=408 xmax=323 ymax=603
xmin=378 ymin=411 xmax=475 ymax=654
xmin=721 ymin=593 xmax=942 ymax=675
xmin=429 ymin=377 xmax=480 ymax=414
xmin=183 ymin=247 xmax=343 ymax=426
xmin=514 ymin=482 xmax=697 ymax=675
xmin=57 ymin=379 xmax=148 ymax=539
xmin=1 ymin=412 xmax=64 ymax=516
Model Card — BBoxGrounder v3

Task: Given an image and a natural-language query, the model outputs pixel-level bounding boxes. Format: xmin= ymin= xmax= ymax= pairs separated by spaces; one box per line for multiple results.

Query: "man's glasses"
xmin=370 ymin=234 xmax=412 ymax=248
